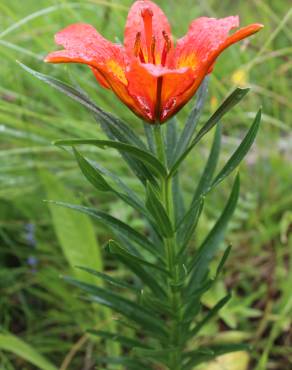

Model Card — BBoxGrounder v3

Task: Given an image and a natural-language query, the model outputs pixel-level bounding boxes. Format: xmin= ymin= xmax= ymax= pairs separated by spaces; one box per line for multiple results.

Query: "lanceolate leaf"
xmin=176 ymin=124 xmax=221 ymax=245
xmin=47 ymin=201 xmax=161 ymax=258
xmin=95 ymin=356 xmax=151 ymax=370
xmin=65 ymin=276 xmax=168 ymax=337
xmin=106 ymin=241 xmax=167 ymax=298
xmin=177 ymin=198 xmax=204 ymax=258
xmin=76 ymin=266 xmax=140 ymax=292
xmin=145 ymin=182 xmax=174 ymax=238
xmin=106 ymin=240 xmax=169 ymax=275
xmin=88 ymin=330 xmax=150 ymax=349
xmin=193 ymin=88 xmax=249 ymax=145
xmin=211 ymin=109 xmax=261 ymax=188
xmin=73 ymin=148 xmax=148 ymax=217
xmin=183 ymin=279 xmax=214 ymax=323
xmin=188 ymin=293 xmax=232 ymax=338
xmin=192 ymin=123 xmax=222 ymax=202
xmin=55 ymin=139 xmax=167 ymax=178
xmin=183 ymin=343 xmax=249 ymax=370
xmin=216 ymin=245 xmax=232 ymax=278
xmin=187 ymin=175 xmax=240 ymax=293
xmin=169 ymin=88 xmax=250 ymax=175
xmin=172 ymin=77 xmax=209 ymax=163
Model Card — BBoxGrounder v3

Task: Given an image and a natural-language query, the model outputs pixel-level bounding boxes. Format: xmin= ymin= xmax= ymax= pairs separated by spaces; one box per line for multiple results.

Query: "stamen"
xmin=134 ymin=32 xmax=146 ymax=63
xmin=134 ymin=32 xmax=142 ymax=57
xmin=141 ymin=7 xmax=153 ymax=62
xmin=161 ymin=31 xmax=171 ymax=66
xmin=151 ymin=36 xmax=156 ymax=65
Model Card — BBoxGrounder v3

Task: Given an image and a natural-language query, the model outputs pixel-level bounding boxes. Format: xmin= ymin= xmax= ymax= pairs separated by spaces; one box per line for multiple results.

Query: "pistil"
xmin=141 ymin=7 xmax=153 ymax=63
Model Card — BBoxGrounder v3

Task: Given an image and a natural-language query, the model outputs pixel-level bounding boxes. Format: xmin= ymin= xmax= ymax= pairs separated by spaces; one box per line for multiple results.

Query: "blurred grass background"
xmin=0 ymin=0 xmax=291 ymax=369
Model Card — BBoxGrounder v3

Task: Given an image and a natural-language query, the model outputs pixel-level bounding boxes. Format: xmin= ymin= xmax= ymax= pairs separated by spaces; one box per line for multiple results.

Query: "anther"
xmin=134 ymin=32 xmax=146 ymax=63
xmin=134 ymin=32 xmax=142 ymax=57
xmin=161 ymin=30 xmax=171 ymax=66
xmin=151 ymin=36 xmax=156 ymax=65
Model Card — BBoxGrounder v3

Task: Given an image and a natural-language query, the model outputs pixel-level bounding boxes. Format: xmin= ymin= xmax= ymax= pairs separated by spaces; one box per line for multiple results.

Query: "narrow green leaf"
xmin=76 ymin=266 xmax=140 ymax=292
xmin=95 ymin=356 xmax=151 ymax=370
xmin=106 ymin=240 xmax=169 ymax=275
xmin=73 ymin=147 xmax=111 ymax=192
xmin=146 ymin=182 xmax=174 ymax=238
xmin=216 ymin=245 xmax=232 ymax=278
xmin=66 ymin=277 xmax=167 ymax=337
xmin=133 ymin=346 xmax=176 ymax=363
xmin=211 ymin=109 xmax=261 ymax=188
xmin=173 ymin=172 xmax=186 ymax=226
xmin=170 ymin=88 xmax=249 ymax=175
xmin=193 ymin=88 xmax=249 ymax=145
xmin=106 ymin=240 xmax=167 ymax=298
xmin=183 ymin=343 xmax=249 ymax=370
xmin=188 ymin=175 xmax=240 ymax=292
xmin=73 ymin=148 xmax=148 ymax=216
xmin=172 ymin=77 xmax=209 ymax=163
xmin=193 ymin=123 xmax=222 ymax=202
xmin=177 ymin=124 xmax=221 ymax=245
xmin=55 ymin=139 xmax=167 ymax=178
xmin=47 ymin=201 xmax=161 ymax=258
xmin=188 ymin=293 xmax=232 ymax=338
xmin=183 ymin=279 xmax=214 ymax=322
xmin=177 ymin=198 xmax=204 ymax=259
xmin=0 ymin=333 xmax=57 ymax=370
xmin=88 ymin=330 xmax=150 ymax=349
xmin=140 ymin=291 xmax=173 ymax=316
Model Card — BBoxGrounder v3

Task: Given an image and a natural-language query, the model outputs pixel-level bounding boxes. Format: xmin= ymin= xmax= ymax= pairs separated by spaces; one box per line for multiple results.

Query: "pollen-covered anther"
xmin=141 ymin=7 xmax=154 ymax=62
xmin=134 ymin=32 xmax=145 ymax=63
xmin=151 ymin=36 xmax=156 ymax=64
xmin=161 ymin=30 xmax=171 ymax=66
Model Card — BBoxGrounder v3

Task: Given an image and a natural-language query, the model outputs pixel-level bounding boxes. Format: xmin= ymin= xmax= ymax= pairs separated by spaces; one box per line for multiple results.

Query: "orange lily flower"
xmin=45 ymin=0 xmax=263 ymax=124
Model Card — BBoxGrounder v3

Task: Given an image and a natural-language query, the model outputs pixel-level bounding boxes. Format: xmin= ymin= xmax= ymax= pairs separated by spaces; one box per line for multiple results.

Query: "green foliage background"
xmin=0 ymin=0 xmax=291 ymax=369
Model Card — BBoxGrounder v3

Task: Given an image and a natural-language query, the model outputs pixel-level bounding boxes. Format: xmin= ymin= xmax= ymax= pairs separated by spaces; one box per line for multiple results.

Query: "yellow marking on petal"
xmin=177 ymin=53 xmax=197 ymax=69
xmin=106 ymin=60 xmax=127 ymax=85
xmin=231 ymin=68 xmax=249 ymax=87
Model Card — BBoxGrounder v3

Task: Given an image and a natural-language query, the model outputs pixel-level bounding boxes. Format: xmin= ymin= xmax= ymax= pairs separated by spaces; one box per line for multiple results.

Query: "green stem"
xmin=153 ymin=123 xmax=167 ymax=165
xmin=153 ymin=124 xmax=182 ymax=370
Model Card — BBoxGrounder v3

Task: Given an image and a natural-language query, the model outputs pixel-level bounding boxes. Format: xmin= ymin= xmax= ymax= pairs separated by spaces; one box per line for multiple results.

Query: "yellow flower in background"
xmin=210 ymin=96 xmax=218 ymax=111
xmin=231 ymin=68 xmax=249 ymax=86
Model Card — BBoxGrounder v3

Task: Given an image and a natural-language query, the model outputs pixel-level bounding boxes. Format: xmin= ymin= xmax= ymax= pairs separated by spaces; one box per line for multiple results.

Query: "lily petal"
xmin=163 ymin=17 xmax=263 ymax=122
xmin=174 ymin=16 xmax=239 ymax=69
xmin=124 ymin=0 xmax=173 ymax=61
xmin=45 ymin=23 xmax=127 ymax=87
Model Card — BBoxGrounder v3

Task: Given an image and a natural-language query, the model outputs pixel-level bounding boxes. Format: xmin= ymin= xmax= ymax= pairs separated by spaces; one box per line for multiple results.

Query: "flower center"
xmin=133 ymin=6 xmax=171 ymax=66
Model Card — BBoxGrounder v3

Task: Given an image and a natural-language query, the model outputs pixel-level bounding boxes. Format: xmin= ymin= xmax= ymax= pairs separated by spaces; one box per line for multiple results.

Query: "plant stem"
xmin=153 ymin=124 xmax=183 ymax=370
